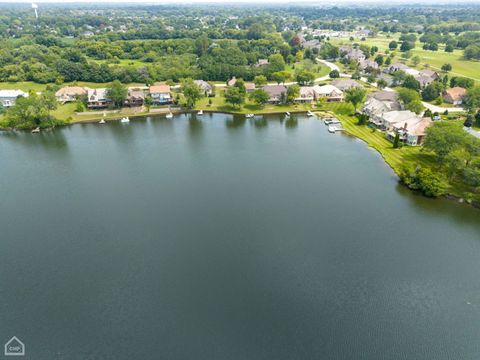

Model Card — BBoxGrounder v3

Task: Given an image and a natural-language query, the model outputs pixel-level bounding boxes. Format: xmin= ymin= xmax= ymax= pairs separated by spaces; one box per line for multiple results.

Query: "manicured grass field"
xmin=330 ymin=35 xmax=480 ymax=82
xmin=320 ymin=102 xmax=479 ymax=202
xmin=0 ymin=81 xmax=146 ymax=93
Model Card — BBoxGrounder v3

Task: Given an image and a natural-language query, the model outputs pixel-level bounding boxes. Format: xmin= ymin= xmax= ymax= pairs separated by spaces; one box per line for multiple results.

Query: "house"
xmin=294 ymin=86 xmax=315 ymax=103
xmin=331 ymin=79 xmax=362 ymax=91
xmin=255 ymin=59 xmax=269 ymax=67
xmin=124 ymin=87 xmax=145 ymax=107
xmin=362 ymin=97 xmax=402 ymax=119
xmin=0 ymin=90 xmax=28 ymax=107
xmin=419 ymin=69 xmax=440 ymax=80
xmin=387 ymin=117 xmax=432 ymax=145
xmin=149 ymin=84 xmax=172 ymax=105
xmin=55 ymin=86 xmax=87 ymax=103
xmin=414 ymin=74 xmax=434 ymax=89
xmin=227 ymin=77 xmax=237 ymax=87
xmin=443 ymin=87 xmax=467 ymax=105
xmin=358 ymin=59 xmax=379 ymax=72
xmin=372 ymin=110 xmax=420 ymax=130
xmin=312 ymin=84 xmax=343 ymax=102
xmin=385 ymin=63 xmax=410 ymax=74
xmin=340 ymin=47 xmax=366 ymax=62
xmin=87 ymin=88 xmax=112 ymax=109
xmin=368 ymin=90 xmax=399 ymax=103
xmin=262 ymin=85 xmax=287 ymax=104
xmin=302 ymin=39 xmax=322 ymax=50
xmin=194 ymin=80 xmax=213 ymax=96
xmin=244 ymin=82 xmax=256 ymax=93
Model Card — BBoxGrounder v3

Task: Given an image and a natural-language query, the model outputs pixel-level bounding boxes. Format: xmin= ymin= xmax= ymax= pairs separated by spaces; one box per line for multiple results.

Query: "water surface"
xmin=0 ymin=113 xmax=479 ymax=359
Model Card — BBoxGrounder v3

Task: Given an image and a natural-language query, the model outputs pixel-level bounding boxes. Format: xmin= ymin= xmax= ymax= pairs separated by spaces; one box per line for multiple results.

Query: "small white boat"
xmin=328 ymin=125 xmax=336 ymax=133
xmin=99 ymin=119 xmax=106 ymax=124
xmin=31 ymin=127 xmax=40 ymax=133
xmin=120 ymin=117 xmax=130 ymax=123
xmin=285 ymin=112 xmax=291 ymax=117
xmin=245 ymin=113 xmax=254 ymax=118
xmin=197 ymin=110 xmax=204 ymax=116
xmin=166 ymin=112 xmax=173 ymax=119
xmin=307 ymin=110 xmax=314 ymax=117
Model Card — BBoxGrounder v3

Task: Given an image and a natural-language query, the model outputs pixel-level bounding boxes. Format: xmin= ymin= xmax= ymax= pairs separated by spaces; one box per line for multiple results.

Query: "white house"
xmin=388 ymin=117 xmax=432 ymax=146
xmin=0 ymin=90 xmax=28 ymax=107
xmin=312 ymin=85 xmax=343 ymax=102
xmin=373 ymin=110 xmax=420 ymax=130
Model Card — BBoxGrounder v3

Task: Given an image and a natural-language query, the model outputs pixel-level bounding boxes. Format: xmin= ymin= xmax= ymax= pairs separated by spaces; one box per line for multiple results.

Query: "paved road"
xmin=422 ymin=102 xmax=465 ymax=113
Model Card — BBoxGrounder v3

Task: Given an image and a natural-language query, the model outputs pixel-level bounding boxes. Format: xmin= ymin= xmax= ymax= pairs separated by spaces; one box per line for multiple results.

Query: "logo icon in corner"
xmin=4 ymin=336 xmax=25 ymax=356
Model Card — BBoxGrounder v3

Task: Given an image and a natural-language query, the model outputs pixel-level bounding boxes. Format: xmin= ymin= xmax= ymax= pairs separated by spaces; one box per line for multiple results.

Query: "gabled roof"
xmin=0 ymin=90 xmax=28 ymax=98
xmin=55 ymin=86 xmax=87 ymax=97
xmin=262 ymin=85 xmax=287 ymax=98
xmin=443 ymin=87 xmax=467 ymax=101
xmin=313 ymin=84 xmax=343 ymax=95
xmin=149 ymin=85 xmax=170 ymax=93
xmin=331 ymin=79 xmax=362 ymax=90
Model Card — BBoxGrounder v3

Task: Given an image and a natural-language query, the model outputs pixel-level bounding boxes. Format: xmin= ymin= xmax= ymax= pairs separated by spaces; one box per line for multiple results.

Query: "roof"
xmin=55 ymin=86 xmax=87 ymax=97
xmin=443 ymin=87 xmax=467 ymax=101
xmin=244 ymin=82 xmax=256 ymax=91
xmin=127 ymin=88 xmax=145 ymax=99
xmin=0 ymin=90 xmax=28 ymax=98
xmin=227 ymin=77 xmax=237 ymax=86
xmin=256 ymin=59 xmax=269 ymax=66
xmin=194 ymin=80 xmax=213 ymax=91
xmin=313 ymin=84 xmax=343 ymax=95
xmin=368 ymin=90 xmax=398 ymax=102
xmin=87 ymin=88 xmax=108 ymax=101
xmin=382 ymin=110 xmax=419 ymax=124
xmin=393 ymin=117 xmax=432 ymax=136
xmin=331 ymin=79 xmax=361 ymax=90
xmin=150 ymin=85 xmax=170 ymax=93
xmin=362 ymin=97 xmax=401 ymax=114
xmin=262 ymin=85 xmax=287 ymax=98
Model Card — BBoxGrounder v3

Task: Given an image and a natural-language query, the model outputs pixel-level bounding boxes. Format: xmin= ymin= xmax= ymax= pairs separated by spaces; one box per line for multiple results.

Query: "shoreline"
xmin=2 ymin=109 xmax=478 ymax=210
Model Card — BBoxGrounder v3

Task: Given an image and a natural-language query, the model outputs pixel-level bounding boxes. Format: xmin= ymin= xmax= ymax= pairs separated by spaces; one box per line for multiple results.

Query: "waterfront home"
xmin=262 ymin=85 xmax=287 ymax=104
xmin=149 ymin=85 xmax=172 ymax=105
xmin=373 ymin=110 xmax=420 ymax=131
xmin=124 ymin=87 xmax=145 ymax=107
xmin=194 ymin=80 xmax=213 ymax=96
xmin=294 ymin=86 xmax=315 ymax=103
xmin=362 ymin=97 xmax=402 ymax=122
xmin=443 ymin=87 xmax=467 ymax=105
xmin=331 ymin=79 xmax=362 ymax=91
xmin=55 ymin=86 xmax=87 ymax=103
xmin=245 ymin=82 xmax=256 ymax=93
xmin=414 ymin=74 xmax=434 ymax=89
xmin=312 ymin=84 xmax=343 ymax=102
xmin=0 ymin=90 xmax=28 ymax=107
xmin=87 ymin=88 xmax=112 ymax=109
xmin=387 ymin=117 xmax=432 ymax=146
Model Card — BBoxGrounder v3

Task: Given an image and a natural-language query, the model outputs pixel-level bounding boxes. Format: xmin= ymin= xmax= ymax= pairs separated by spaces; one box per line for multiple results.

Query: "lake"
xmin=0 ymin=113 xmax=479 ymax=359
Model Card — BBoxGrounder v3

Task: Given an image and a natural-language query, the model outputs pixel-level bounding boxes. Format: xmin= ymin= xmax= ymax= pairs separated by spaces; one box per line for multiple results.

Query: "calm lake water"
xmin=0 ymin=113 xmax=479 ymax=360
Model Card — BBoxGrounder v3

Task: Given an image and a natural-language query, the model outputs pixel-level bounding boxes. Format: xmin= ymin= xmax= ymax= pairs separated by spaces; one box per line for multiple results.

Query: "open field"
xmin=330 ymin=35 xmax=480 ymax=82
xmin=0 ymin=81 xmax=147 ymax=93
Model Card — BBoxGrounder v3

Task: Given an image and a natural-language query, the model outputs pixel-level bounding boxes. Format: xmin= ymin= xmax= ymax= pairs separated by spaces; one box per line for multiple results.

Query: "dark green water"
xmin=0 ymin=113 xmax=479 ymax=360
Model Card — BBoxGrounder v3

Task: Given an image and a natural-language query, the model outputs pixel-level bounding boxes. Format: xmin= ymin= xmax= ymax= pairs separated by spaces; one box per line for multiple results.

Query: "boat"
xmin=197 ymin=110 xmax=204 ymax=116
xmin=31 ymin=127 xmax=40 ymax=134
xmin=307 ymin=110 xmax=314 ymax=117
xmin=120 ymin=117 xmax=130 ymax=123
xmin=285 ymin=112 xmax=291 ymax=117
xmin=324 ymin=118 xmax=341 ymax=125
xmin=99 ymin=119 xmax=106 ymax=124
xmin=328 ymin=125 xmax=336 ymax=133
xmin=245 ymin=113 xmax=254 ymax=118
xmin=166 ymin=112 xmax=173 ymax=119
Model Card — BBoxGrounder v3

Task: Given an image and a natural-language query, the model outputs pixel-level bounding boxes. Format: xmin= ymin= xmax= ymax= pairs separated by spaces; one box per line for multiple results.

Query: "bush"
xmin=400 ymin=166 xmax=447 ymax=197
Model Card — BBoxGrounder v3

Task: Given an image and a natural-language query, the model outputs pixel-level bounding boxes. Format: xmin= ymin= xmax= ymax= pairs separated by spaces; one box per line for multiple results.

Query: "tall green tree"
xmin=224 ymin=87 xmax=245 ymax=109
xmin=344 ymin=87 xmax=367 ymax=113
xmin=106 ymin=80 xmax=127 ymax=108
xmin=182 ymin=78 xmax=203 ymax=108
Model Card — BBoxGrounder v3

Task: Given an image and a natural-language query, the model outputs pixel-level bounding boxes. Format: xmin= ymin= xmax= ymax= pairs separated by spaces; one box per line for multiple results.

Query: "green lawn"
xmin=0 ymin=81 xmax=146 ymax=93
xmin=194 ymin=90 xmax=314 ymax=114
xmin=319 ymin=101 xmax=479 ymax=202
xmin=330 ymin=35 xmax=480 ymax=82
